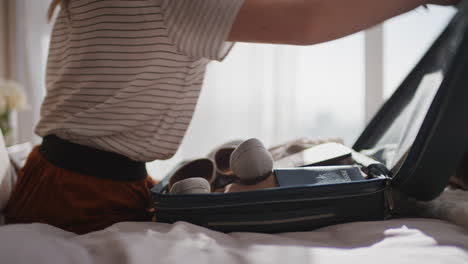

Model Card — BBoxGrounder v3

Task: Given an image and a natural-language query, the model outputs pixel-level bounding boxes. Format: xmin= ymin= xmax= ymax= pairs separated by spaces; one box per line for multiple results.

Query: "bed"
xmin=1 ymin=136 xmax=468 ymax=264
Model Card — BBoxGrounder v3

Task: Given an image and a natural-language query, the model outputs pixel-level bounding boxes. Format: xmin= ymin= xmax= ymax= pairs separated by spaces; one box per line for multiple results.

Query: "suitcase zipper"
xmin=155 ymin=188 xmax=386 ymax=210
xmin=207 ymin=213 xmax=336 ymax=227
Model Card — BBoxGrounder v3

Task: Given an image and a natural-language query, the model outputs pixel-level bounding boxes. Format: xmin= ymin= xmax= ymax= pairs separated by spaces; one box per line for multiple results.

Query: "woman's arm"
xmin=228 ymin=0 xmax=459 ymax=45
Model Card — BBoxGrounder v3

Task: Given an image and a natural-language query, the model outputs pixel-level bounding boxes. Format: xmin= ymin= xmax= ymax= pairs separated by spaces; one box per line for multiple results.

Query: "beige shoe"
xmin=207 ymin=140 xmax=244 ymax=189
xmin=230 ymin=138 xmax=274 ymax=185
xmin=170 ymin=177 xmax=211 ymax=194
xmin=167 ymin=158 xmax=216 ymax=191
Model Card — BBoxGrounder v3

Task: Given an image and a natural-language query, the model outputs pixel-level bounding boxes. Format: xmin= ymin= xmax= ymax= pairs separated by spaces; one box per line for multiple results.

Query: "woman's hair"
xmin=48 ymin=0 xmax=68 ymax=21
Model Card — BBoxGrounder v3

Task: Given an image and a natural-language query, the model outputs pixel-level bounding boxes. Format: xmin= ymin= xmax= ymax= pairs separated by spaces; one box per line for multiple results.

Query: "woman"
xmin=4 ymin=0 xmax=460 ymax=234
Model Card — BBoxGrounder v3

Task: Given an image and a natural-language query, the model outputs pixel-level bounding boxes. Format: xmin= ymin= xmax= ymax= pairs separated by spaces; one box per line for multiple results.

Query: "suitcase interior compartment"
xmin=152 ymin=144 xmax=392 ymax=232
xmin=154 ymin=178 xmax=387 ymax=233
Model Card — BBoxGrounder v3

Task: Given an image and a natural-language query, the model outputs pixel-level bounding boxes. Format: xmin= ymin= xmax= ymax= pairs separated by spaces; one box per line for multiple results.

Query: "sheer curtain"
xmin=11 ymin=2 xmax=456 ymax=180
xmin=14 ymin=0 xmax=52 ymax=145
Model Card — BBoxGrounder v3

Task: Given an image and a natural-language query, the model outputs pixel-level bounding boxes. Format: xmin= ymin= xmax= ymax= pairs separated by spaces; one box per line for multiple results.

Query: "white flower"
xmin=0 ymin=80 xmax=27 ymax=111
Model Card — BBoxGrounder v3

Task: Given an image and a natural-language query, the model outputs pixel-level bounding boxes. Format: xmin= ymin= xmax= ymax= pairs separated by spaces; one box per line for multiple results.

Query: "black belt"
xmin=39 ymin=135 xmax=147 ymax=181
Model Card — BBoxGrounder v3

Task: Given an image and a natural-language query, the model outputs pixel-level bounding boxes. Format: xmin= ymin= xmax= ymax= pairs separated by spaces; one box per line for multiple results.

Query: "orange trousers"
xmin=4 ymin=147 xmax=156 ymax=234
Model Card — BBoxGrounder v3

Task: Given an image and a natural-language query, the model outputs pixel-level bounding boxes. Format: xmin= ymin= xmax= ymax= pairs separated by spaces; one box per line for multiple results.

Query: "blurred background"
xmin=0 ymin=1 xmax=457 ymax=179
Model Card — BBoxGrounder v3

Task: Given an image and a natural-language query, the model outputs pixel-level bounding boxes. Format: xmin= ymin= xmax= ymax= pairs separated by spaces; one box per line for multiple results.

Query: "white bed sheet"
xmin=1 ymin=218 xmax=468 ymax=264
xmin=1 ymin=139 xmax=468 ymax=264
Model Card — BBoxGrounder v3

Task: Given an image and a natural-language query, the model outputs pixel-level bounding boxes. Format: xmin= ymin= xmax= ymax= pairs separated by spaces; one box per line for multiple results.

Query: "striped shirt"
xmin=36 ymin=0 xmax=245 ymax=162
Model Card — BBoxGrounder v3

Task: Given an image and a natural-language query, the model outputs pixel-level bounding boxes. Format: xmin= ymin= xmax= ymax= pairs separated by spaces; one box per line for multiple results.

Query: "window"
xmin=384 ymin=6 xmax=457 ymax=98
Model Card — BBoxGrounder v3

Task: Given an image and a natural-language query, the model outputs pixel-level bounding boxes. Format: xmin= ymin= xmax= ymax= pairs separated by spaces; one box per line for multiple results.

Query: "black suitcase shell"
xmin=151 ymin=2 xmax=468 ymax=233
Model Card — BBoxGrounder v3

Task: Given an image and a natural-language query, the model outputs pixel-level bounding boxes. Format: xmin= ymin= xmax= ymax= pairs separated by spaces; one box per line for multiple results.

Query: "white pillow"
xmin=0 ymin=135 xmax=18 ymax=222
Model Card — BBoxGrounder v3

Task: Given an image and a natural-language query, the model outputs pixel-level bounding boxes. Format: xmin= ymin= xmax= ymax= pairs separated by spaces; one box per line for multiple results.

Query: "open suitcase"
xmin=151 ymin=2 xmax=468 ymax=233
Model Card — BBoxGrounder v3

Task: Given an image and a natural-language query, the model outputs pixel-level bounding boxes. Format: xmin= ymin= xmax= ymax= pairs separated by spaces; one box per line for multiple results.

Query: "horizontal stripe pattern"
xmin=36 ymin=0 xmax=244 ymax=162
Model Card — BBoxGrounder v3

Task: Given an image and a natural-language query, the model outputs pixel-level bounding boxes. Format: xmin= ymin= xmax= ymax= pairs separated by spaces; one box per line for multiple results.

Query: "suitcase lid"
xmin=353 ymin=2 xmax=468 ymax=201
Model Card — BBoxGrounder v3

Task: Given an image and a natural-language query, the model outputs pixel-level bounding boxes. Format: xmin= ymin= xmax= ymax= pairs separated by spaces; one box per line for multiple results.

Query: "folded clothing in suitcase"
xmin=151 ymin=2 xmax=468 ymax=233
